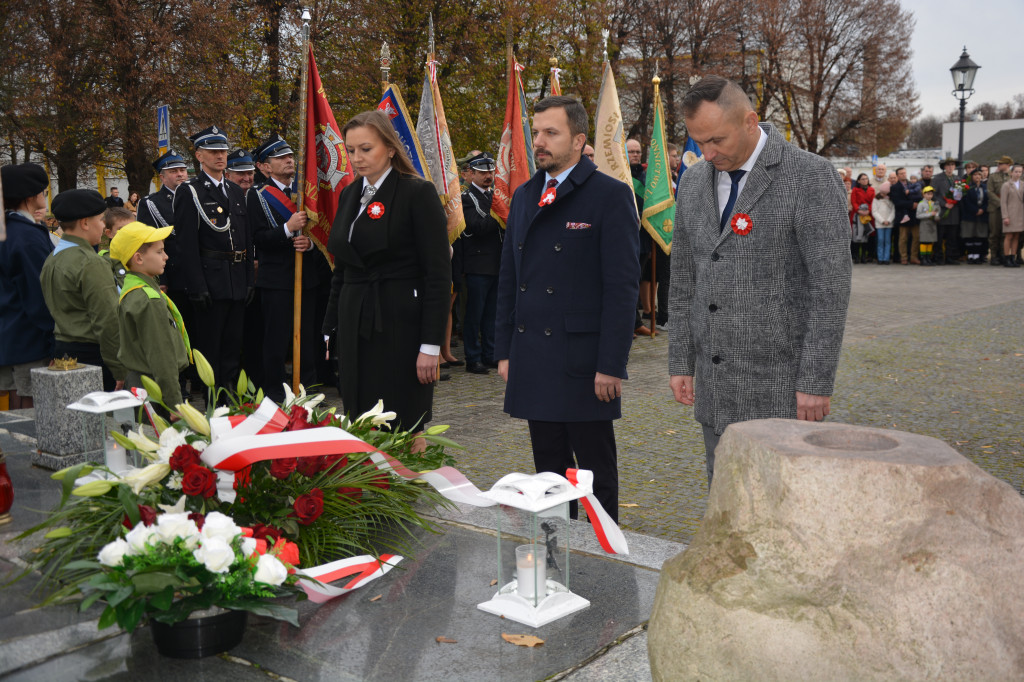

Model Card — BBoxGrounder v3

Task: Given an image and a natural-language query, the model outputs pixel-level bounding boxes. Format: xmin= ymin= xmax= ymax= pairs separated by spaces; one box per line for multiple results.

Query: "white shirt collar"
xmin=545 ymin=163 xmax=578 ymax=187
xmin=271 ymin=176 xmax=291 ymax=192
xmin=736 ymin=126 xmax=768 ymax=174
xmin=362 ymin=166 xmax=392 ymax=191
xmin=203 ymin=170 xmax=224 ymax=187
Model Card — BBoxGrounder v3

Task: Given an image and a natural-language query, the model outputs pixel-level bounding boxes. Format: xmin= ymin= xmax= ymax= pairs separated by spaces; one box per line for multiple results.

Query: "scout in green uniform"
xmin=100 ymin=207 xmax=134 ymax=287
xmin=109 ymin=222 xmax=191 ymax=408
xmin=40 ymin=189 xmax=126 ymax=390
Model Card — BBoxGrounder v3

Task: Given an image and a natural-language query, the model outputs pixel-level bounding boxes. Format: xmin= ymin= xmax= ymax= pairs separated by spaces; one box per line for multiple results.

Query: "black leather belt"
xmin=200 ymin=248 xmax=247 ymax=263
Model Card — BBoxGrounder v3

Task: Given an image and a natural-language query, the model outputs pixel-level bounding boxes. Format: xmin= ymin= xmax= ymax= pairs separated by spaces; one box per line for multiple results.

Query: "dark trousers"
xmin=260 ymin=288 xmax=326 ymax=402
xmin=54 ymin=341 xmax=116 ymax=391
xmin=939 ymin=224 xmax=960 ymax=261
xmin=191 ymin=299 xmax=244 ymax=391
xmin=701 ymin=425 xmax=721 ymax=487
xmin=655 ymin=252 xmax=671 ymax=325
xmin=463 ymin=273 xmax=498 ymax=364
xmin=527 ymin=419 xmax=618 ymax=522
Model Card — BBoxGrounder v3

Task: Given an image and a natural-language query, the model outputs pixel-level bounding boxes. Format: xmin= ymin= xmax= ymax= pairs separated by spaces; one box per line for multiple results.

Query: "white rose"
xmin=193 ymin=537 xmax=235 ymax=574
xmin=241 ymin=537 xmax=257 ymax=557
xmin=155 ymin=512 xmax=200 ymax=547
xmin=125 ymin=523 xmax=157 ymax=555
xmin=253 ymin=554 xmax=288 ymax=586
xmin=98 ymin=538 xmax=129 ymax=567
xmin=201 ymin=512 xmax=241 ymax=544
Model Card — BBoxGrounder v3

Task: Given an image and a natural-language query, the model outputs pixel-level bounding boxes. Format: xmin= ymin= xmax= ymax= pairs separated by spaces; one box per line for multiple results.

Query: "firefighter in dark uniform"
xmin=226 ymin=148 xmax=264 ymax=390
xmin=247 ymin=133 xmax=332 ymax=402
xmin=171 ymin=126 xmax=252 ymax=389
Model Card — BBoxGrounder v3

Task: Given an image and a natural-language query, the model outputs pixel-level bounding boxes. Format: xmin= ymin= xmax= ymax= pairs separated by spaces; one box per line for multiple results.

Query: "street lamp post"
xmin=950 ymin=47 xmax=980 ymax=175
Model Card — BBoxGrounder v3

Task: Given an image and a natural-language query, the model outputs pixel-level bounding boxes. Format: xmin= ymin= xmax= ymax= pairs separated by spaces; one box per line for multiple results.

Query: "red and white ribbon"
xmin=297 ymin=554 xmax=402 ymax=604
xmin=566 ymin=468 xmax=629 ymax=555
xmin=128 ymin=387 xmax=160 ymax=433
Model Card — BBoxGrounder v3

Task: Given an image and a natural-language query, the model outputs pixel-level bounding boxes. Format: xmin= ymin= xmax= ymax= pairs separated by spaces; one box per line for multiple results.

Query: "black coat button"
xmin=520 ymin=284 xmax=527 ymax=292
xmin=711 ymin=252 xmax=720 ymax=261
xmin=517 ymin=324 xmax=525 ymax=333
xmin=711 ymin=355 xmax=722 ymax=364
xmin=546 ymin=286 xmax=554 ymax=294
xmin=544 ymin=328 xmax=552 ymax=336
xmin=708 ymin=304 xmax=718 ymax=312
xmin=554 ymin=243 xmax=562 ymax=251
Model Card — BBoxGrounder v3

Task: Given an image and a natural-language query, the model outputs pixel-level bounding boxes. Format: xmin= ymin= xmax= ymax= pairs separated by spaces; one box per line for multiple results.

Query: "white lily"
xmin=120 ymin=461 xmax=171 ymax=494
xmin=176 ymin=401 xmax=211 ymax=437
xmin=357 ymin=399 xmax=397 ymax=427
xmin=213 ymin=406 xmax=230 ymax=418
xmin=158 ymin=495 xmax=188 ymax=514
xmin=124 ymin=428 xmax=160 ymax=454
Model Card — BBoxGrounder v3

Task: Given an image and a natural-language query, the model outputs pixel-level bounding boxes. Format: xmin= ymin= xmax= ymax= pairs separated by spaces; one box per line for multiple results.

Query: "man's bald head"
xmin=681 ymin=76 xmax=752 ymax=122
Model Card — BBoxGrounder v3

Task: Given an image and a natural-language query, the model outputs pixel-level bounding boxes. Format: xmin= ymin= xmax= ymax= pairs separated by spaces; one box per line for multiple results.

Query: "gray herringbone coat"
xmin=668 ymin=124 xmax=852 ymax=434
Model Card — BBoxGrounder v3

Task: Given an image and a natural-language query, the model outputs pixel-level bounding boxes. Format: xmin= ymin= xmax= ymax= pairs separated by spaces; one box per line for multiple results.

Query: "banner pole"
xmin=292 ymin=9 xmax=311 ymax=395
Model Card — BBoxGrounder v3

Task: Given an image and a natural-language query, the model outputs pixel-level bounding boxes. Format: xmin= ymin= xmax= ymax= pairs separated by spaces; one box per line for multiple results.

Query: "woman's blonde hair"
xmin=342 ymin=110 xmax=417 ymax=177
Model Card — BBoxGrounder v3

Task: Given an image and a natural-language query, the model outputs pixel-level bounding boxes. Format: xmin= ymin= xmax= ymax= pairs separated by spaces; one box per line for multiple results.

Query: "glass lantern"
xmin=477 ymin=472 xmax=591 ymax=627
xmin=67 ymin=390 xmax=144 ymax=474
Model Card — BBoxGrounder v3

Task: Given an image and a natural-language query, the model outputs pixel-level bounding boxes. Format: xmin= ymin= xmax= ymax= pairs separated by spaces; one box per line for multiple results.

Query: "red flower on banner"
xmin=269 ymin=457 xmax=297 ymax=480
xmin=731 ymin=212 xmax=753 ymax=235
xmin=169 ymin=444 xmax=202 ymax=472
xmin=367 ymin=201 xmax=385 ymax=219
xmin=293 ymin=488 xmax=325 ymax=525
xmin=181 ymin=464 xmax=217 ymax=498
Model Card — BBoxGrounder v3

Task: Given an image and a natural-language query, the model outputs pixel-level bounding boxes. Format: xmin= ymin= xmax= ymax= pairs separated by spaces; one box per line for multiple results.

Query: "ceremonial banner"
xmin=303 ymin=45 xmax=353 ymax=265
xmin=416 ymin=61 xmax=466 ymax=243
xmin=492 ymin=59 xmax=535 ymax=227
xmin=642 ymin=82 xmax=675 ymax=254
xmin=378 ymin=85 xmax=430 ymax=181
xmin=593 ymin=61 xmax=633 ymax=193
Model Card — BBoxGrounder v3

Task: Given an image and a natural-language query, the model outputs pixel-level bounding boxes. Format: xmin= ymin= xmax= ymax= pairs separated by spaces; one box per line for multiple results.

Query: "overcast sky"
xmin=907 ymin=0 xmax=1024 ymax=120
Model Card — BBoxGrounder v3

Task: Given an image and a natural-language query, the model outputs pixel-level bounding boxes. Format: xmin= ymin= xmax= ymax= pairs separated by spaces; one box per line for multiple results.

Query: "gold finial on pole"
xmin=380 ymin=42 xmax=391 ymax=92
xmin=428 ymin=13 xmax=435 ymax=60
xmin=653 ymin=60 xmax=660 ymax=96
xmin=601 ymin=28 xmax=609 ymax=62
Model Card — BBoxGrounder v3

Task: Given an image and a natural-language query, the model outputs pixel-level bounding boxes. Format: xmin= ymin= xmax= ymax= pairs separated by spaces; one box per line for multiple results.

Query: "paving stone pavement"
xmin=422 ymin=264 xmax=1024 ymax=546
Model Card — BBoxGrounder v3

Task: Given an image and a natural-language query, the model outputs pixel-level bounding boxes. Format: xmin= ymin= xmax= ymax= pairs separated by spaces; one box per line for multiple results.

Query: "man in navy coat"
xmin=495 ymin=96 xmax=640 ymax=522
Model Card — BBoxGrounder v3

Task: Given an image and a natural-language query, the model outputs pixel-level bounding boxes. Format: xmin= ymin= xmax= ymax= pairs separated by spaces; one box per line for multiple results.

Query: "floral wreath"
xmin=367 ymin=202 xmax=385 ymax=219
xmin=731 ymin=212 xmax=753 ymax=236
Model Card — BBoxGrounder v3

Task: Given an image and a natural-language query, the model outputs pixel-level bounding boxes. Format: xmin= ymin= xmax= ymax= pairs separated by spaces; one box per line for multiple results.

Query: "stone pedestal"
xmin=648 ymin=419 xmax=1024 ymax=681
xmin=29 ymin=365 xmax=103 ymax=470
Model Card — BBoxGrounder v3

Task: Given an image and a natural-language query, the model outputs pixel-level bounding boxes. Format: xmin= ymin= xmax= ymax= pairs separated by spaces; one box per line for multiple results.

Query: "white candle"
xmin=516 ymin=544 xmax=547 ymax=601
xmin=106 ymin=439 xmax=127 ymax=473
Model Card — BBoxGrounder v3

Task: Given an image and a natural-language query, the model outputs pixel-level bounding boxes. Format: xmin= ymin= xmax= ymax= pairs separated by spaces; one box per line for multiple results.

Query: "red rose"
xmin=292 ymin=488 xmax=324 ymax=525
xmin=296 ymin=455 xmax=325 ymax=478
xmin=337 ymin=486 xmax=362 ymax=505
xmin=272 ymin=538 xmax=301 ymax=567
xmin=285 ymin=406 xmax=312 ymax=431
xmin=316 ymin=414 xmax=336 ymax=427
xmin=269 ymin=457 xmax=297 ymax=480
xmin=233 ymin=465 xmax=252 ymax=490
xmin=121 ymin=503 xmax=157 ymax=529
xmin=169 ymin=444 xmax=202 ymax=472
xmin=361 ymin=461 xmax=391 ymax=490
xmin=322 ymin=454 xmax=348 ymax=475
xmin=250 ymin=523 xmax=283 ymax=544
xmin=188 ymin=512 xmax=206 ymax=529
xmin=181 ymin=464 xmax=218 ymax=498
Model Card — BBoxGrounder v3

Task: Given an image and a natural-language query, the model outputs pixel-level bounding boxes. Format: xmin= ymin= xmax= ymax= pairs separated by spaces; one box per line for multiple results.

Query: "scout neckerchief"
xmin=119 ymin=272 xmax=193 ymax=363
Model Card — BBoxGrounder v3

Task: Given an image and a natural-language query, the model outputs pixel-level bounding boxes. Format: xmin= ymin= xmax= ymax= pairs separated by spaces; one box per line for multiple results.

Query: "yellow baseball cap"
xmin=109 ymin=221 xmax=173 ymax=266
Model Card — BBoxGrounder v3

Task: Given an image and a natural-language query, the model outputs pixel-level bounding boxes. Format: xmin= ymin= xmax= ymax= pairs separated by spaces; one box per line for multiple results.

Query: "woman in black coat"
xmin=323 ymin=110 xmax=450 ymax=432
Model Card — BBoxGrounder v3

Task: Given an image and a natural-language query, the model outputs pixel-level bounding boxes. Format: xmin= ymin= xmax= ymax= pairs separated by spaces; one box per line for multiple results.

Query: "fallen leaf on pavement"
xmin=490 ymin=579 xmax=498 ymax=586
xmin=502 ymin=633 xmax=544 ymax=647
xmin=369 ymin=594 xmax=382 ymax=602
xmin=619 ymin=503 xmax=639 ymax=508
xmin=436 ymin=636 xmax=458 ymax=644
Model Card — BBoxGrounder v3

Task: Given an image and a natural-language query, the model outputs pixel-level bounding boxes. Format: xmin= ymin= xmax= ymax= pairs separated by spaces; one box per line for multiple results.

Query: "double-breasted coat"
xmin=324 ymin=170 xmax=450 ymax=430
xmin=495 ymin=158 xmax=641 ymax=423
xmin=668 ymin=124 xmax=852 ymax=435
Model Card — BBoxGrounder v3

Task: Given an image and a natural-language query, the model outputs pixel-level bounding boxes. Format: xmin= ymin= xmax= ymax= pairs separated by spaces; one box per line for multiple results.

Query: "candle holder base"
xmin=477 ymin=579 xmax=590 ymax=627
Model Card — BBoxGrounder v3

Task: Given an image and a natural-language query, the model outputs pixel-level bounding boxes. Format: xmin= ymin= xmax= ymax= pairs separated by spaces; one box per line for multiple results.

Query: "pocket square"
xmin=565 ymin=222 xmax=592 ymax=230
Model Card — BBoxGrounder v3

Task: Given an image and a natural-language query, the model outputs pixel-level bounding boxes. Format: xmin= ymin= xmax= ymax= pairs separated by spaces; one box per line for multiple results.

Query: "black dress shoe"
xmin=466 ymin=362 xmax=490 ymax=374
xmin=444 ymin=359 xmax=464 ymax=367
xmin=482 ymin=360 xmax=499 ymax=369
xmin=439 ymin=372 xmax=451 ymax=381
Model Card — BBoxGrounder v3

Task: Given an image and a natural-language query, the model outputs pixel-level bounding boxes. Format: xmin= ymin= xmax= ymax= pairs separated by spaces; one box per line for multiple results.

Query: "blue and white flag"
xmin=377 ymin=85 xmax=430 ymax=181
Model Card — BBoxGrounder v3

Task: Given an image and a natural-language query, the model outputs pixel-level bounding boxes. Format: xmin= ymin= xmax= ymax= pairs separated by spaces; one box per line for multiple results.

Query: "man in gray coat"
xmin=668 ymin=76 xmax=852 ymax=484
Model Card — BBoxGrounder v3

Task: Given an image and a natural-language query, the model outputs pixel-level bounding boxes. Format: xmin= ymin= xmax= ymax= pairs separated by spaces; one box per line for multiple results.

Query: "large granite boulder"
xmin=648 ymin=419 xmax=1024 ymax=681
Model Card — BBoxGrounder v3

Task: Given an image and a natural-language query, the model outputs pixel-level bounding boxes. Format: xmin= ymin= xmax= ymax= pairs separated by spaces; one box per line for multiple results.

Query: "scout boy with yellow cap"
xmin=110 ymin=222 xmax=192 ymax=409
xmin=40 ymin=189 xmax=126 ymax=390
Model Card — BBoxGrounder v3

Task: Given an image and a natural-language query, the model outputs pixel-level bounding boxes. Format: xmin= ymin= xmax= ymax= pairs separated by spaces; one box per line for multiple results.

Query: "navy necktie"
xmin=720 ymin=169 xmax=746 ymax=232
